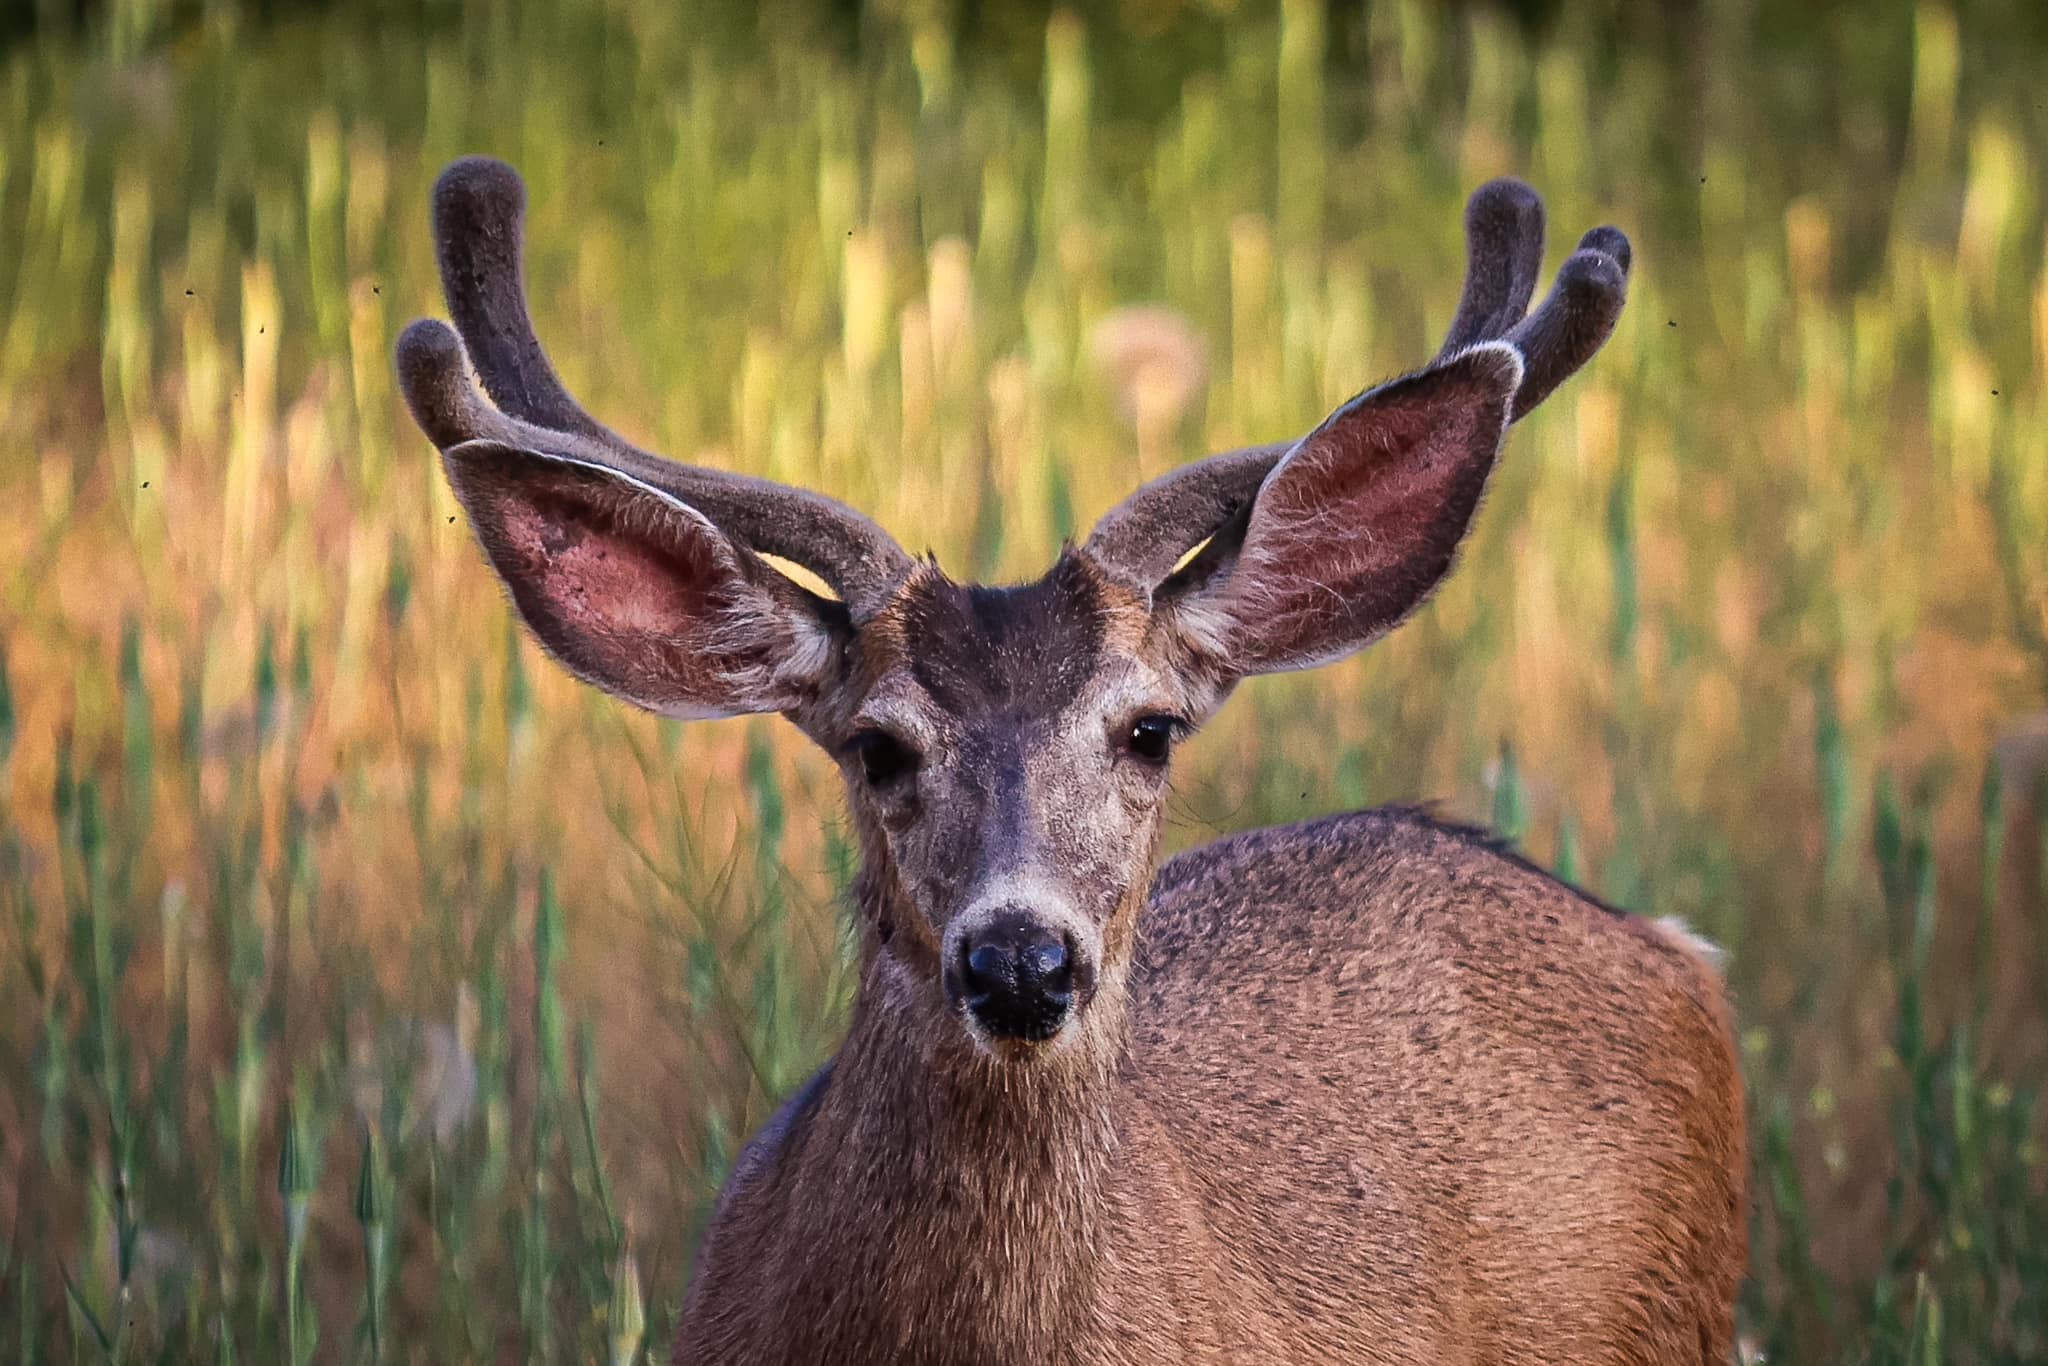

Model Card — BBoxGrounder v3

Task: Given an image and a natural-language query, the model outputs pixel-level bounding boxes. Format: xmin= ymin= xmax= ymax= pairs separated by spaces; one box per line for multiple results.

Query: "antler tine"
xmin=1091 ymin=183 xmax=1549 ymax=585
xmin=1437 ymin=179 xmax=1631 ymax=421
xmin=401 ymin=158 xmax=915 ymax=619
xmin=431 ymin=157 xmax=611 ymax=439
xmin=1504 ymin=226 xmax=1630 ymax=419
xmin=398 ymin=316 xmax=630 ymax=461
xmin=1438 ymin=178 xmax=1547 ymax=358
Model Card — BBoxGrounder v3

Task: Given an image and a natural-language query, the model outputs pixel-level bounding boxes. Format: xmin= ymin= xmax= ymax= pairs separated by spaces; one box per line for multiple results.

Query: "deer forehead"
xmin=850 ymin=555 xmax=1161 ymax=736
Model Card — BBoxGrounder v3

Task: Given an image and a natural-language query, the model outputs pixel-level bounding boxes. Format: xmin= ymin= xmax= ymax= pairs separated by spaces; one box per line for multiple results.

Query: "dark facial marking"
xmin=896 ymin=556 xmax=1108 ymax=718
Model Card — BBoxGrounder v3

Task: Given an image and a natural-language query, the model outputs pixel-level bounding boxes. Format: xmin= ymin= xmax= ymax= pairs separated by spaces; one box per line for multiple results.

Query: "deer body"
xmin=678 ymin=809 xmax=1743 ymax=1365
xmin=396 ymin=158 xmax=1747 ymax=1366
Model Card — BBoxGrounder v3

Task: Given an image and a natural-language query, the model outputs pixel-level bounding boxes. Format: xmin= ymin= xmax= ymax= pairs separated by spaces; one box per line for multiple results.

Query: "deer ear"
xmin=1158 ymin=342 xmax=1522 ymax=676
xmin=441 ymin=440 xmax=846 ymax=719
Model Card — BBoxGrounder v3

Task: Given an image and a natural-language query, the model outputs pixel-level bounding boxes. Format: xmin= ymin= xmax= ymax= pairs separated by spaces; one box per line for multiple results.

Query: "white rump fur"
xmin=1652 ymin=916 xmax=1728 ymax=974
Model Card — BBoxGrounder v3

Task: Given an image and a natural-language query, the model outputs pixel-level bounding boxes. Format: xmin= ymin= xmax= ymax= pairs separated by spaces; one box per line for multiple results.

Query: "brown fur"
xmin=392 ymin=159 xmax=1745 ymax=1366
xmin=677 ymin=809 xmax=1745 ymax=1364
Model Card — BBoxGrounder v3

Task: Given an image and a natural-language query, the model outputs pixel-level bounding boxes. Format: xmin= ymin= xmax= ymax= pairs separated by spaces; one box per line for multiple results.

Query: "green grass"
xmin=1 ymin=0 xmax=2046 ymax=1360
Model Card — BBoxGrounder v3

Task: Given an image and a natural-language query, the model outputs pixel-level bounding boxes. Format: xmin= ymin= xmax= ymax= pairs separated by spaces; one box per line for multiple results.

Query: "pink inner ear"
xmin=502 ymin=491 xmax=725 ymax=644
xmin=1213 ymin=354 xmax=1515 ymax=671
xmin=1261 ymin=399 xmax=1452 ymax=523
xmin=473 ymin=469 xmax=778 ymax=714
xmin=442 ymin=441 xmax=835 ymax=719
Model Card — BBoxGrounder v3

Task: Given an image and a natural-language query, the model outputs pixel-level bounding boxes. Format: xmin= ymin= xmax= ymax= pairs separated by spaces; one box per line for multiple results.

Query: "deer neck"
xmin=781 ymin=902 xmax=1135 ymax=1354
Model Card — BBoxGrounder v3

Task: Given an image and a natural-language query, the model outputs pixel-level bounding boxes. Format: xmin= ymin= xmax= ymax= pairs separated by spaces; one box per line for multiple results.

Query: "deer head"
xmin=397 ymin=159 xmax=1628 ymax=1066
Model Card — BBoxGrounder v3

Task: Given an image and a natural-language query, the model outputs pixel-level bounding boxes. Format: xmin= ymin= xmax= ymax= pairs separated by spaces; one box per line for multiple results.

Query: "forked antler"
xmin=396 ymin=157 xmax=914 ymax=620
xmin=1084 ymin=179 xmax=1631 ymax=589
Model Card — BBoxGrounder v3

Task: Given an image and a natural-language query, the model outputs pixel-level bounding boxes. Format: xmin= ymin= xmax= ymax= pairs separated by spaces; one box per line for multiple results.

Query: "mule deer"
xmin=398 ymin=158 xmax=1746 ymax=1364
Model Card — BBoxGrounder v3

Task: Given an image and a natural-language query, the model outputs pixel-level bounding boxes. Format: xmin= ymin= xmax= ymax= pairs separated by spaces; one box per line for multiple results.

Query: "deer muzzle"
xmin=948 ymin=907 xmax=1098 ymax=1044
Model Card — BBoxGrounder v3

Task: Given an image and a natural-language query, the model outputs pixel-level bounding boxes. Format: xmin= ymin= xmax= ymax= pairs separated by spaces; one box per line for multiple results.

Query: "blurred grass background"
xmin=1 ymin=0 xmax=2046 ymax=1359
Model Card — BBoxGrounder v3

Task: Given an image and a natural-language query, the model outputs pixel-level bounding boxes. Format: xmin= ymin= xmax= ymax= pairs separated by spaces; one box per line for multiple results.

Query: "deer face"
xmin=821 ymin=556 xmax=1209 ymax=1048
xmin=398 ymin=157 xmax=1629 ymax=1064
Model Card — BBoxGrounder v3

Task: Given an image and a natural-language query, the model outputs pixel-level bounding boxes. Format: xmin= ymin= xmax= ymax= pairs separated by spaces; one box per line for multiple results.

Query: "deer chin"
xmin=957 ymin=1011 xmax=1085 ymax=1062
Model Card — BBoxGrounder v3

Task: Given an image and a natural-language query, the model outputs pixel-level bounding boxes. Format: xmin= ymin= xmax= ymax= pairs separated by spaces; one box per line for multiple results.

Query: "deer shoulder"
xmin=1117 ymin=806 xmax=1743 ymax=1362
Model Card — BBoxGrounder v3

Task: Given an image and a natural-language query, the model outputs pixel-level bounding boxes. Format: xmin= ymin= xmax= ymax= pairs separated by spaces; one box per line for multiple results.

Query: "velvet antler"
xmin=1084 ymin=179 xmax=1631 ymax=590
xmin=396 ymin=157 xmax=914 ymax=620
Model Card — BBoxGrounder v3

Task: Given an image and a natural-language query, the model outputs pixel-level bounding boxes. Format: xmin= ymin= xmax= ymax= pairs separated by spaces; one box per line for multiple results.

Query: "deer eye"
xmin=1124 ymin=715 xmax=1184 ymax=765
xmin=849 ymin=729 xmax=919 ymax=788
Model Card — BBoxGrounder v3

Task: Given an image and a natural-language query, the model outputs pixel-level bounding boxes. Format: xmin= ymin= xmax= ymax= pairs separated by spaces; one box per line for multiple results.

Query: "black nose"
xmin=958 ymin=913 xmax=1075 ymax=1042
